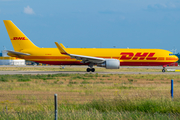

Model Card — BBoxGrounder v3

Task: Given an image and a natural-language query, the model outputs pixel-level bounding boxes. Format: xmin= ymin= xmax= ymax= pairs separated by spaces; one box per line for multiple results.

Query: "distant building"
xmin=0 ymin=50 xmax=25 ymax=65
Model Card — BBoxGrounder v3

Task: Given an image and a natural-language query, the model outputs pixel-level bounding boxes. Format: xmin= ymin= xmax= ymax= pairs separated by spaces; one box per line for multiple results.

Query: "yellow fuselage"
xmin=4 ymin=20 xmax=178 ymax=67
xmin=13 ymin=47 xmax=178 ymax=66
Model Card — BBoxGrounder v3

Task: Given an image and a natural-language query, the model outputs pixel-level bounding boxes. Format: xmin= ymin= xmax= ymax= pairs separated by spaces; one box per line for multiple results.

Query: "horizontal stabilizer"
xmin=5 ymin=50 xmax=30 ymax=56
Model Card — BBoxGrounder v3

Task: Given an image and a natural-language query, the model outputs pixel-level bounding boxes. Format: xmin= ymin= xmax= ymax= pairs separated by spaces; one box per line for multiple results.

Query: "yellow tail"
xmin=3 ymin=20 xmax=38 ymax=52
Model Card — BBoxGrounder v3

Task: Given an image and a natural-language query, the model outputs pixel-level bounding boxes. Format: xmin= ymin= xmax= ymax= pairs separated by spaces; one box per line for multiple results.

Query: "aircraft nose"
xmin=175 ymin=56 xmax=179 ymax=61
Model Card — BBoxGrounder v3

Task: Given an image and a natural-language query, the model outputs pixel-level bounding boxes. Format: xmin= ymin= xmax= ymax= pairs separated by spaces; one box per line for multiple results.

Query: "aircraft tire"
xmin=87 ymin=68 xmax=90 ymax=72
xmin=91 ymin=68 xmax=95 ymax=72
xmin=162 ymin=69 xmax=165 ymax=72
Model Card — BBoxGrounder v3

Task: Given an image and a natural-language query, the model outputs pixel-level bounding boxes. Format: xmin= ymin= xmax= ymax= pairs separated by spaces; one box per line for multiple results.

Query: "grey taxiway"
xmin=0 ymin=66 xmax=180 ymax=75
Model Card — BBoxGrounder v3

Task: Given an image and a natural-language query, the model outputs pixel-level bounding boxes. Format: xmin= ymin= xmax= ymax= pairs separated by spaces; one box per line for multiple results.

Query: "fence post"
xmin=171 ymin=80 xmax=173 ymax=101
xmin=54 ymin=94 xmax=58 ymax=120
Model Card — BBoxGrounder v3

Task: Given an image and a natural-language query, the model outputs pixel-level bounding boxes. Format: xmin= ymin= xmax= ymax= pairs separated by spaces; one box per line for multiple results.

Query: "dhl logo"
xmin=11 ymin=37 xmax=28 ymax=40
xmin=120 ymin=52 xmax=157 ymax=60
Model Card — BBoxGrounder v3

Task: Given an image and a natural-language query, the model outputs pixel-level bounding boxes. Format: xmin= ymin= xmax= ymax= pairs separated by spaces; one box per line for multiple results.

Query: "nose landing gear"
xmin=162 ymin=67 xmax=166 ymax=72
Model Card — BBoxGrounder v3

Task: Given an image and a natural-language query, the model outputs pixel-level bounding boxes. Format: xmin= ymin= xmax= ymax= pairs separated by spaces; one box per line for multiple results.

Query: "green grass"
xmin=0 ymin=73 xmax=180 ymax=119
xmin=1 ymin=98 xmax=180 ymax=120
xmin=0 ymin=77 xmax=8 ymax=82
xmin=84 ymin=98 xmax=180 ymax=114
xmin=81 ymin=80 xmax=91 ymax=84
xmin=0 ymin=73 xmax=179 ymax=83
xmin=1 ymin=110 xmax=179 ymax=120
xmin=69 ymin=80 xmax=78 ymax=84
xmin=18 ymin=78 xmax=31 ymax=82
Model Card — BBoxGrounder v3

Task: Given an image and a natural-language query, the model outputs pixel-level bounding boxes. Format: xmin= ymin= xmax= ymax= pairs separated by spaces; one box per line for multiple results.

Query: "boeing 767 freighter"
xmin=3 ymin=20 xmax=178 ymax=72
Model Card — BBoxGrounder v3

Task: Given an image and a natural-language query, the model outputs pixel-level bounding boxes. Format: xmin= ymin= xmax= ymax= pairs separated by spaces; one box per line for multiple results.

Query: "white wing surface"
xmin=55 ymin=42 xmax=105 ymax=64
xmin=5 ymin=50 xmax=30 ymax=56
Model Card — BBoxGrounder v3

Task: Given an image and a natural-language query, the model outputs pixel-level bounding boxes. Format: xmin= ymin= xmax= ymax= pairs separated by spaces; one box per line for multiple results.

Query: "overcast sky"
xmin=0 ymin=0 xmax=180 ymax=53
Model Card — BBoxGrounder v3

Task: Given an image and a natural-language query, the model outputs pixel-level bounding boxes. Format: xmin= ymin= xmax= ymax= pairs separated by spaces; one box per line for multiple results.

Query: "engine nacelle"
xmin=97 ymin=59 xmax=120 ymax=69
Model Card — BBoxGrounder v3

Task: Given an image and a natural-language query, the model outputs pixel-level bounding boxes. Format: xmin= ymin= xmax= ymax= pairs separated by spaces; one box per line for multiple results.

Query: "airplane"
xmin=3 ymin=20 xmax=178 ymax=72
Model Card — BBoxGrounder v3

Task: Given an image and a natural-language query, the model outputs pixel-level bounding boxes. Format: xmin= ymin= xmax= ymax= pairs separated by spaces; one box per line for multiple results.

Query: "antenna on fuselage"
xmin=170 ymin=49 xmax=177 ymax=54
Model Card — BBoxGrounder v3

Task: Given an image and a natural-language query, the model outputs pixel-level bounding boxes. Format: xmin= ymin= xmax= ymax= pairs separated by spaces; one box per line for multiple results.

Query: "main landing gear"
xmin=86 ymin=63 xmax=95 ymax=72
xmin=86 ymin=68 xmax=95 ymax=72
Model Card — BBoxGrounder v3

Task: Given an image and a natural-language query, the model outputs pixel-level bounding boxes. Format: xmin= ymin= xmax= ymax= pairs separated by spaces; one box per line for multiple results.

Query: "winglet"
xmin=60 ymin=43 xmax=66 ymax=49
xmin=55 ymin=42 xmax=68 ymax=55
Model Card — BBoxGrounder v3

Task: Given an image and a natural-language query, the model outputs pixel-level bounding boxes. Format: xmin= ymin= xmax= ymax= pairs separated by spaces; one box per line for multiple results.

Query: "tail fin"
xmin=3 ymin=20 xmax=38 ymax=52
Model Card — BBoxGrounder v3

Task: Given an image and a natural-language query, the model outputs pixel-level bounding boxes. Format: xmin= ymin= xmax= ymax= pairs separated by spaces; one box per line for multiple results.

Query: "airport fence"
xmin=0 ymin=93 xmax=121 ymax=119
xmin=1 ymin=91 xmax=180 ymax=119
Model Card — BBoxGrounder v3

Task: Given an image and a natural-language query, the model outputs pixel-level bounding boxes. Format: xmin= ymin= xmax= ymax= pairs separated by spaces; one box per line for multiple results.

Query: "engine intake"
xmin=97 ymin=59 xmax=120 ymax=69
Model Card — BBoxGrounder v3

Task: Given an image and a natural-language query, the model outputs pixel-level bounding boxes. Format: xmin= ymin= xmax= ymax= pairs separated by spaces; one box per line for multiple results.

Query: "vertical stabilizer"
xmin=3 ymin=20 xmax=38 ymax=52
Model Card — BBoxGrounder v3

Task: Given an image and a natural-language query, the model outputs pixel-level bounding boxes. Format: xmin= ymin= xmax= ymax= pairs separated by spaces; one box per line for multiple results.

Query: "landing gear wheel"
xmin=87 ymin=68 xmax=90 ymax=72
xmin=91 ymin=68 xmax=95 ymax=72
xmin=162 ymin=69 xmax=165 ymax=72
xmin=86 ymin=68 xmax=95 ymax=72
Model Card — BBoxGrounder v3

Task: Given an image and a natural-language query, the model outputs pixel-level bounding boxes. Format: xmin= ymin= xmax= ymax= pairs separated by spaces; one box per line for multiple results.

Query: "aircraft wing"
xmin=55 ymin=42 xmax=105 ymax=64
xmin=5 ymin=50 xmax=30 ymax=56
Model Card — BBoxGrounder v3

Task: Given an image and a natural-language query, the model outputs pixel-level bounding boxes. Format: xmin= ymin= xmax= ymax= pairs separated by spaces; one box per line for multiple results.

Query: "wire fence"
xmin=0 ymin=93 xmax=121 ymax=119
xmin=1 ymin=93 xmax=180 ymax=119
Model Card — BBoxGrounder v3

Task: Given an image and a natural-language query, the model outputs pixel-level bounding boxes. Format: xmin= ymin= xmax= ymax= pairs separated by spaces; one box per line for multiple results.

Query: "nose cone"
xmin=166 ymin=55 xmax=179 ymax=62
xmin=171 ymin=56 xmax=179 ymax=62
xmin=175 ymin=56 xmax=179 ymax=61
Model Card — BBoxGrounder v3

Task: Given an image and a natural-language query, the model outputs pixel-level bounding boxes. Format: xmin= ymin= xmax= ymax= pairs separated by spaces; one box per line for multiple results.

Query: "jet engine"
xmin=97 ymin=59 xmax=120 ymax=69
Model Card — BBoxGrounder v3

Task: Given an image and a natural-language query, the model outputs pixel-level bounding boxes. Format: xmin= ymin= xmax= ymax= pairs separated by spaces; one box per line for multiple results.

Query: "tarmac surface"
xmin=0 ymin=70 xmax=180 ymax=75
xmin=0 ymin=66 xmax=180 ymax=75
